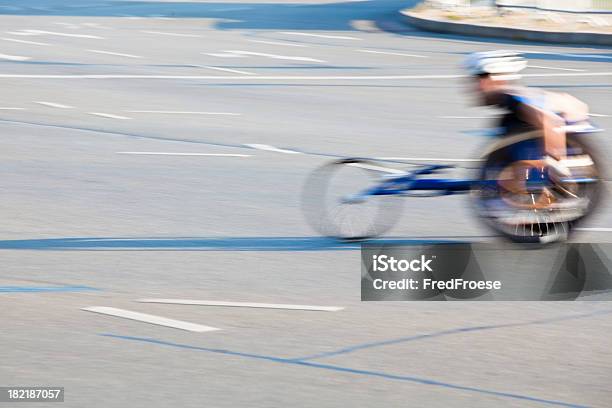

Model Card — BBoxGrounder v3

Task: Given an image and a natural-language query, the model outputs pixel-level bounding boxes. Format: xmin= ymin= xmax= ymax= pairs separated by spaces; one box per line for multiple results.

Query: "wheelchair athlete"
xmin=464 ymin=50 xmax=590 ymax=179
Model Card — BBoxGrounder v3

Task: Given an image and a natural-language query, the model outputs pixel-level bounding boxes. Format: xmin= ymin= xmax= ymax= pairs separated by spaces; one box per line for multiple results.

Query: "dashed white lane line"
xmin=0 ymin=53 xmax=30 ymax=61
xmin=81 ymin=306 xmax=221 ymax=332
xmin=224 ymin=50 xmax=324 ymax=63
xmin=126 ymin=110 xmax=240 ymax=115
xmin=87 ymin=49 xmax=142 ymax=58
xmin=527 ymin=65 xmax=585 ymax=72
xmin=88 ymin=112 xmax=132 ymax=120
xmin=0 ymin=107 xmax=25 ymax=110
xmin=1 ymin=37 xmax=51 ymax=46
xmin=117 ymin=152 xmax=251 ymax=157
xmin=204 ymin=52 xmax=246 ymax=58
xmin=358 ymin=49 xmax=428 ymax=58
xmin=247 ymin=39 xmax=307 ymax=47
xmin=245 ymin=144 xmax=303 ymax=154
xmin=141 ymin=30 xmax=201 ymax=38
xmin=137 ymin=299 xmax=344 ymax=312
xmin=34 ymin=101 xmax=74 ymax=109
xmin=589 ymin=113 xmax=610 ymax=117
xmin=279 ymin=31 xmax=361 ymax=40
xmin=202 ymin=65 xmax=255 ymax=75
xmin=6 ymin=30 xmax=103 ymax=39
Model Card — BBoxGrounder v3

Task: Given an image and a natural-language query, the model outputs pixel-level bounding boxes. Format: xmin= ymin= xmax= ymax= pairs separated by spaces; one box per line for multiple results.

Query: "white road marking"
xmin=117 ymin=152 xmax=251 ymax=157
xmin=358 ymin=49 xmax=428 ymax=58
xmin=347 ymin=162 xmax=406 ymax=174
xmin=137 ymin=299 xmax=344 ymax=312
xmin=81 ymin=306 xmax=221 ymax=332
xmin=126 ymin=110 xmax=240 ymax=115
xmin=6 ymin=30 xmax=103 ymax=39
xmin=247 ymin=39 xmax=307 ymax=47
xmin=87 ymin=49 xmax=142 ymax=58
xmin=375 ymin=157 xmax=483 ymax=162
xmin=2 ymin=72 xmax=612 ymax=80
xmin=589 ymin=113 xmax=610 ymax=117
xmin=1 ymin=37 xmax=51 ymax=46
xmin=0 ymin=53 xmax=30 ymax=61
xmin=34 ymin=101 xmax=74 ymax=109
xmin=439 ymin=115 xmax=494 ymax=119
xmin=575 ymin=227 xmax=612 ymax=232
xmin=245 ymin=143 xmax=302 ymax=154
xmin=202 ymin=65 xmax=255 ymax=75
xmin=204 ymin=52 xmax=246 ymax=58
xmin=527 ymin=65 xmax=585 ymax=72
xmin=141 ymin=30 xmax=201 ymax=38
xmin=81 ymin=23 xmax=112 ymax=29
xmin=224 ymin=50 xmax=324 ymax=63
xmin=0 ymin=107 xmax=24 ymax=110
xmin=89 ymin=112 xmax=131 ymax=120
xmin=53 ymin=22 xmax=79 ymax=29
xmin=279 ymin=31 xmax=361 ymax=40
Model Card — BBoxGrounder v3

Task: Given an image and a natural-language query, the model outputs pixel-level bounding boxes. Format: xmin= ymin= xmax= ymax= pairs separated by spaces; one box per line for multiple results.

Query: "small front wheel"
xmin=302 ymin=158 xmax=404 ymax=240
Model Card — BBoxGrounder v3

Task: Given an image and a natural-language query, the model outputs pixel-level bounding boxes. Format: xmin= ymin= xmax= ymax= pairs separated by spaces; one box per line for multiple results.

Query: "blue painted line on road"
xmin=294 ymin=308 xmax=612 ymax=361
xmin=0 ymin=285 xmax=99 ymax=293
xmin=100 ymin=333 xmax=587 ymax=408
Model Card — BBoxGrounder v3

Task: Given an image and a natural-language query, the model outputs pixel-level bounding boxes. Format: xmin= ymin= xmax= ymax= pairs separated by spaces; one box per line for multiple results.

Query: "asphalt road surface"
xmin=1 ymin=1 xmax=611 ymax=407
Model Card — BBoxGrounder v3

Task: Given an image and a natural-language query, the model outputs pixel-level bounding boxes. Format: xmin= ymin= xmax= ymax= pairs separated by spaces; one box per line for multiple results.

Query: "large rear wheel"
xmin=475 ymin=133 xmax=602 ymax=243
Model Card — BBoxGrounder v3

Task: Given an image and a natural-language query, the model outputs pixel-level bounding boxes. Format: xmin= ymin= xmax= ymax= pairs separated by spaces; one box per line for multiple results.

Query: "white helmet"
xmin=464 ymin=50 xmax=527 ymax=80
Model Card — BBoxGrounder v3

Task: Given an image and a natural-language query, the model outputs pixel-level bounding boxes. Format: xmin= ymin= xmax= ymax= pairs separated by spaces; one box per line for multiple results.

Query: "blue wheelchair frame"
xmin=349 ymin=124 xmax=602 ymax=203
xmin=360 ymin=164 xmax=476 ymax=198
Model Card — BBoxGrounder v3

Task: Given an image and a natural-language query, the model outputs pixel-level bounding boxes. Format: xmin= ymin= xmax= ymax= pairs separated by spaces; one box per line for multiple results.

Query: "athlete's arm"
xmin=517 ymin=102 xmax=566 ymax=159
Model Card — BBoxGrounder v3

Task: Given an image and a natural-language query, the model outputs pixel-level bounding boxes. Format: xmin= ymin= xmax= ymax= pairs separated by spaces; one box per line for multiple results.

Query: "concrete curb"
xmin=401 ymin=9 xmax=612 ymax=46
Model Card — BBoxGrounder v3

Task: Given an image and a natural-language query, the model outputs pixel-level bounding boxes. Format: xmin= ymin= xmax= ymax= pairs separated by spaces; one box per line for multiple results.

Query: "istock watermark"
xmin=361 ymin=243 xmax=612 ymax=301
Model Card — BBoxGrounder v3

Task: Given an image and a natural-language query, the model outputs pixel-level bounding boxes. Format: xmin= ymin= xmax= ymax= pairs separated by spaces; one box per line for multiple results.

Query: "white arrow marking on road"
xmin=82 ymin=306 xmax=221 ymax=332
xmin=137 ymin=299 xmax=344 ymax=312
